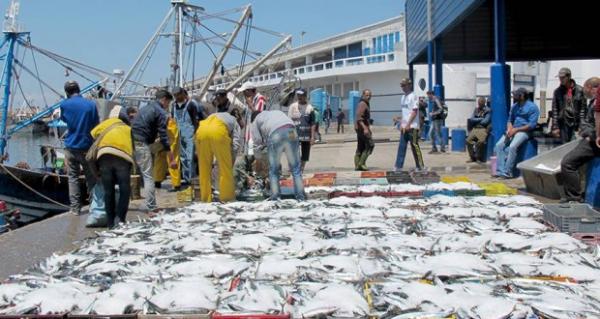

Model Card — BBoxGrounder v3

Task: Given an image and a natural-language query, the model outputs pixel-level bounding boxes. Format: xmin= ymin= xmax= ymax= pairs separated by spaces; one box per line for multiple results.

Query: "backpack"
xmin=440 ymin=102 xmax=448 ymax=120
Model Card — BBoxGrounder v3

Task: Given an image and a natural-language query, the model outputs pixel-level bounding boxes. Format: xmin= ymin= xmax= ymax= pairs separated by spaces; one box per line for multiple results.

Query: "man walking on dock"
xmin=394 ymin=78 xmax=424 ymax=171
xmin=60 ymin=80 xmax=99 ymax=215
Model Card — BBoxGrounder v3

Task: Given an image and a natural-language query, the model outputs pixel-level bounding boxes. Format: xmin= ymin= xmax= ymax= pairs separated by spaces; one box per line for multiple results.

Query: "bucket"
xmin=451 ymin=129 xmax=467 ymax=152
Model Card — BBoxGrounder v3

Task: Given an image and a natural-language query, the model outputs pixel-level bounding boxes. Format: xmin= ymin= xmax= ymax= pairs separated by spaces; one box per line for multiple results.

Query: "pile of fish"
xmin=1 ymin=192 xmax=600 ymax=318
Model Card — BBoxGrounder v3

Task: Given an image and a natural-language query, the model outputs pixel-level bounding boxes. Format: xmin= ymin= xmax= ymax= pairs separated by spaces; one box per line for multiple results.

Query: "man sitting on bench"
xmin=493 ymin=88 xmax=540 ymax=179
xmin=561 ymin=77 xmax=600 ymax=203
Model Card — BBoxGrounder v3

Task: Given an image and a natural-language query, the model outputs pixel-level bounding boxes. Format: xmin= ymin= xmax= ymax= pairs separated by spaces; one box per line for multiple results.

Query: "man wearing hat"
xmin=60 ymin=80 xmax=100 ymax=215
xmin=239 ymin=82 xmax=266 ymax=155
xmin=172 ymin=87 xmax=204 ymax=185
xmin=493 ymin=88 xmax=540 ymax=179
xmin=131 ymin=89 xmax=175 ymax=212
xmin=288 ymin=88 xmax=316 ymax=172
xmin=551 ymin=67 xmax=586 ymax=144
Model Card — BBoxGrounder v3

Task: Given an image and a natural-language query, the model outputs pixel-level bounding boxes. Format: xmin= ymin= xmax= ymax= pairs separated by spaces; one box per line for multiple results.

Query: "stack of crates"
xmin=386 ymin=170 xmax=413 ymax=184
xmin=410 ymin=171 xmax=440 ymax=185
xmin=360 ymin=171 xmax=388 ymax=186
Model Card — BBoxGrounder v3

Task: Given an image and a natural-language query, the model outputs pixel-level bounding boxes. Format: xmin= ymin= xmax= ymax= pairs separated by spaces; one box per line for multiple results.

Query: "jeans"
xmin=179 ymin=132 xmax=195 ymax=184
xmin=267 ymin=126 xmax=305 ymax=200
xmin=494 ymin=132 xmax=529 ymax=177
xmin=337 ymin=121 xmax=344 ymax=133
xmin=394 ymin=128 xmax=424 ymax=170
xmin=134 ymin=141 xmax=156 ymax=211
xmin=430 ymin=119 xmax=444 ymax=151
xmin=64 ymin=148 xmax=96 ymax=213
xmin=561 ymin=138 xmax=600 ymax=201
xmin=98 ymin=155 xmax=131 ymax=228
xmin=324 ymin=119 xmax=331 ymax=134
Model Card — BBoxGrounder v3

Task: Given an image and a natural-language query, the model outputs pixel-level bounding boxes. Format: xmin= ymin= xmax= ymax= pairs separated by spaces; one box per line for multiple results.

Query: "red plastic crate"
xmin=572 ymin=233 xmax=600 ymax=245
xmin=212 ymin=314 xmax=291 ymax=319
xmin=328 ymin=191 xmax=361 ymax=199
xmin=313 ymin=172 xmax=337 ymax=179
xmin=361 ymin=171 xmax=386 ymax=178
xmin=389 ymin=191 xmax=424 ymax=198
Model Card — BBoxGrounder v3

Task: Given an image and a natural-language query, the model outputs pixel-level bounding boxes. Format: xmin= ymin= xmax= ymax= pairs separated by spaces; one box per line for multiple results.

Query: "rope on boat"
xmin=0 ymin=163 xmax=70 ymax=209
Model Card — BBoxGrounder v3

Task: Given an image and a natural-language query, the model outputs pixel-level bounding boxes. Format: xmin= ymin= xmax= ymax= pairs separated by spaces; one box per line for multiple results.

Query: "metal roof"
xmin=406 ymin=0 xmax=600 ymax=64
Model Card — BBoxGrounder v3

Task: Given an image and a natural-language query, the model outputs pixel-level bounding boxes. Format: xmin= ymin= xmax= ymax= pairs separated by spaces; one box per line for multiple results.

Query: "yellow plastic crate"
xmin=478 ymin=182 xmax=518 ymax=196
xmin=441 ymin=175 xmax=471 ymax=183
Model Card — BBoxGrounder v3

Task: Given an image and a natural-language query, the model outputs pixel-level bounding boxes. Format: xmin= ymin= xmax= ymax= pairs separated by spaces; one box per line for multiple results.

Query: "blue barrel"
xmin=441 ymin=127 xmax=449 ymax=147
xmin=512 ymin=138 xmax=538 ymax=177
xmin=348 ymin=91 xmax=361 ymax=124
xmin=586 ymin=157 xmax=600 ymax=208
xmin=451 ymin=129 xmax=467 ymax=152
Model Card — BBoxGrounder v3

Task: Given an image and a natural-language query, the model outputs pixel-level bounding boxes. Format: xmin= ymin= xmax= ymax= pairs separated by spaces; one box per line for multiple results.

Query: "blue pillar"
xmin=433 ymin=37 xmax=445 ymax=100
xmin=427 ymin=41 xmax=434 ymax=115
xmin=490 ymin=0 xmax=510 ymax=151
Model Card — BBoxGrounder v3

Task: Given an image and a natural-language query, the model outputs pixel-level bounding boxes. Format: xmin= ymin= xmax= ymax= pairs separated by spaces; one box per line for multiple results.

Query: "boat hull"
xmin=0 ymin=165 xmax=88 ymax=218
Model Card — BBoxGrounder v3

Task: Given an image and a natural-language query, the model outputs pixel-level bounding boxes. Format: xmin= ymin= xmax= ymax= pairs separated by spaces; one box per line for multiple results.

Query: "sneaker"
xmin=441 ymin=149 xmax=446 ymax=153
xmin=429 ymin=150 xmax=439 ymax=154
xmin=466 ymin=159 xmax=476 ymax=163
xmin=69 ymin=209 xmax=81 ymax=216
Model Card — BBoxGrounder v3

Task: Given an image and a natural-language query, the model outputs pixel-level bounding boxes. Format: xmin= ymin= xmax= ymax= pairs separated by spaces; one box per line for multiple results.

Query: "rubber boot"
xmin=354 ymin=154 xmax=361 ymax=171
xmin=358 ymin=151 xmax=369 ymax=171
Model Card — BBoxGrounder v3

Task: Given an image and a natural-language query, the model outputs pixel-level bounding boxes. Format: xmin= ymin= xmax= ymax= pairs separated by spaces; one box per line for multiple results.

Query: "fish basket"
xmin=572 ymin=233 xmax=600 ymax=246
xmin=478 ymin=183 xmax=518 ymax=196
xmin=454 ymin=189 xmax=486 ymax=197
xmin=130 ymin=174 xmax=142 ymax=200
xmin=177 ymin=186 xmax=194 ymax=203
xmin=386 ymin=175 xmax=414 ymax=184
xmin=441 ymin=175 xmax=472 ymax=183
xmin=543 ymin=203 xmax=600 ymax=233
xmin=361 ymin=171 xmax=386 ymax=178
xmin=212 ymin=314 xmax=291 ymax=319
xmin=313 ymin=172 xmax=337 ymax=179
xmin=360 ymin=178 xmax=389 ymax=185
xmin=305 ymin=177 xmax=335 ymax=187
xmin=424 ymin=189 xmax=455 ymax=197
xmin=335 ymin=177 xmax=361 ymax=186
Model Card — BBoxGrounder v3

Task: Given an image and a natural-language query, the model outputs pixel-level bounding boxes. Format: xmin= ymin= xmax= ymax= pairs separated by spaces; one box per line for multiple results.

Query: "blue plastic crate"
xmin=360 ymin=178 xmax=389 ymax=185
xmin=424 ymin=189 xmax=455 ymax=197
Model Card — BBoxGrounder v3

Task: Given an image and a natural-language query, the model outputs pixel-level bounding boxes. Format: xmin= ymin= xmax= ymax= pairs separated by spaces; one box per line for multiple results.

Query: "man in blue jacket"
xmin=60 ymin=80 xmax=99 ymax=215
xmin=131 ymin=89 xmax=174 ymax=212
xmin=493 ymin=88 xmax=540 ymax=179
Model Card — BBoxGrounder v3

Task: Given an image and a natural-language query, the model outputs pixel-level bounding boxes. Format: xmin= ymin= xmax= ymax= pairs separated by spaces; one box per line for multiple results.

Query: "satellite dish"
xmin=418 ymin=79 xmax=426 ymax=91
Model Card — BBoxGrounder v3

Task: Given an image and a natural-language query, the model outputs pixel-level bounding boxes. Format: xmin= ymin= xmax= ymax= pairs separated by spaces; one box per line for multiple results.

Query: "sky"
xmin=1 ymin=0 xmax=404 ymax=108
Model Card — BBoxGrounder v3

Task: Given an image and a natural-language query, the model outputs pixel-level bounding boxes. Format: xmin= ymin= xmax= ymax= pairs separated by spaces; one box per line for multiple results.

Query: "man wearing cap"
xmin=172 ymin=87 xmax=204 ymax=185
xmin=214 ymin=88 xmax=245 ymax=126
xmin=131 ymin=89 xmax=176 ymax=212
xmin=560 ymin=77 xmax=600 ymax=203
xmin=551 ymin=67 xmax=586 ymax=144
xmin=60 ymin=80 xmax=100 ymax=215
xmin=493 ymin=88 xmax=540 ymax=179
xmin=393 ymin=79 xmax=424 ymax=171
xmin=288 ymin=88 xmax=316 ymax=172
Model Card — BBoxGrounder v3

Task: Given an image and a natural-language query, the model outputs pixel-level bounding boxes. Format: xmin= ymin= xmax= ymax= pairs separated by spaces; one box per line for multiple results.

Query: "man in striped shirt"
xmin=239 ymin=81 xmax=266 ymax=156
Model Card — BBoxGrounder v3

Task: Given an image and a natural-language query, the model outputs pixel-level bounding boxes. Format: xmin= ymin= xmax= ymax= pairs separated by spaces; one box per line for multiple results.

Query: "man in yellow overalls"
xmin=195 ymin=111 xmax=241 ymax=202
xmin=152 ymin=116 xmax=181 ymax=191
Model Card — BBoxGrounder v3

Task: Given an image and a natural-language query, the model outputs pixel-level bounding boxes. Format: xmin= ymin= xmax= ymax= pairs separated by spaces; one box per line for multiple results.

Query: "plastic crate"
xmin=313 ymin=172 xmax=337 ymax=179
xmin=213 ymin=314 xmax=290 ymax=319
xmin=360 ymin=177 xmax=389 ymax=185
xmin=335 ymin=177 xmax=361 ymax=186
xmin=386 ymin=170 xmax=411 ymax=177
xmin=543 ymin=203 xmax=600 ymax=233
xmin=361 ymin=171 xmax=386 ymax=178
xmin=424 ymin=189 xmax=455 ymax=197
xmin=305 ymin=177 xmax=335 ymax=187
xmin=389 ymin=190 xmax=424 ymax=197
xmin=478 ymin=182 xmax=518 ymax=196
xmin=572 ymin=233 xmax=600 ymax=245
xmin=454 ymin=189 xmax=486 ymax=197
xmin=328 ymin=191 xmax=361 ymax=199
xmin=410 ymin=171 xmax=440 ymax=185
xmin=441 ymin=175 xmax=471 ymax=183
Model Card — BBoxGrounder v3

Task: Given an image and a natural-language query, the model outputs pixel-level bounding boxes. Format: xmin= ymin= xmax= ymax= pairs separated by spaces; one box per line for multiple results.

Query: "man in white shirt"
xmin=393 ymin=78 xmax=425 ymax=171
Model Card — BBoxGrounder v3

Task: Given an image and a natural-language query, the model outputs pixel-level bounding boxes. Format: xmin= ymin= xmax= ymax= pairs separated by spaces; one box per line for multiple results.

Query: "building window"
xmin=348 ymin=42 xmax=362 ymax=58
xmin=382 ymin=34 xmax=388 ymax=53
xmin=334 ymin=83 xmax=342 ymax=97
xmin=334 ymin=46 xmax=347 ymax=60
xmin=389 ymin=33 xmax=394 ymax=51
xmin=395 ymin=31 xmax=400 ymax=43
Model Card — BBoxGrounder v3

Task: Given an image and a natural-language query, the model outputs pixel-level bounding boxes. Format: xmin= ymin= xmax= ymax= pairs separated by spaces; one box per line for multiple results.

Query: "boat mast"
xmin=0 ymin=0 xmax=27 ymax=159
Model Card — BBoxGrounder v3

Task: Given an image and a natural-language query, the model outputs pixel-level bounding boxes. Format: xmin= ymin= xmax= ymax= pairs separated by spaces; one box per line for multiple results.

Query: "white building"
xmin=189 ymin=15 xmax=599 ymax=128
